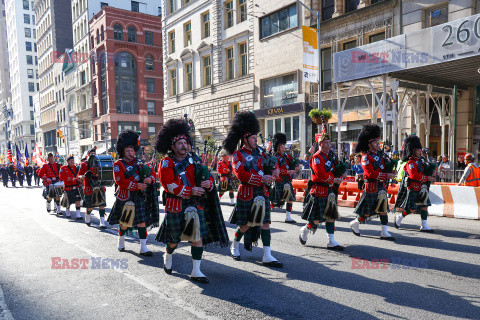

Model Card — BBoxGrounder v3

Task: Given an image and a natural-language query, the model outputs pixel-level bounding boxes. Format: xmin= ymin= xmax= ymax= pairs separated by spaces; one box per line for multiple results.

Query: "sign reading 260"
xmin=442 ymin=17 xmax=480 ymax=47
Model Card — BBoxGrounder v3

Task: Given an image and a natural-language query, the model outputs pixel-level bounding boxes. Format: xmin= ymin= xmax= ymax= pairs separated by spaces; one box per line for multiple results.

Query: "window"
xmin=147 ymin=101 xmax=155 ymax=115
xmin=128 ymin=26 xmax=137 ymax=42
xmin=118 ymin=122 xmax=140 ymax=132
xmin=226 ymin=47 xmax=234 ymax=80
xmin=81 ymin=71 xmax=86 ymax=85
xmin=182 ymin=0 xmax=191 ymax=6
xmin=27 ymin=69 xmax=34 ymax=78
xmin=321 ymin=47 xmax=332 ymax=91
xmin=230 ymin=102 xmax=239 ymax=120
xmin=345 ymin=0 xmax=360 ymax=13
xmin=33 ymin=29 xmax=36 ymax=39
xmin=29 ymin=96 xmax=33 ymax=106
xmin=101 ymin=26 xmax=105 ymax=41
xmin=322 ymin=0 xmax=334 ymax=21
xmin=426 ymin=6 xmax=448 ymax=27
xmin=26 ymin=55 xmax=33 ymax=65
xmin=185 ymin=62 xmax=193 ymax=91
xmin=145 ymin=31 xmax=154 ymax=45
xmin=146 ymin=55 xmax=154 ymax=71
xmin=184 ymin=21 xmax=191 ymax=47
xmin=24 ymin=14 xmax=30 ymax=24
xmin=369 ymin=32 xmax=385 ymax=43
xmin=30 ymin=125 xmax=35 ymax=135
xmin=23 ymin=0 xmax=29 ymax=10
xmin=342 ymin=40 xmax=357 ymax=51
xmin=260 ymin=5 xmax=297 ymax=39
xmin=168 ymin=31 xmax=175 ymax=53
xmin=148 ymin=124 xmax=156 ymax=137
xmin=146 ymin=78 xmax=155 ymax=93
xmin=115 ymin=52 xmax=138 ymax=114
xmin=168 ymin=0 xmax=174 ymax=14
xmin=24 ymin=27 xmax=31 ymax=38
xmin=28 ymin=82 xmax=35 ymax=92
xmin=35 ymin=56 xmax=37 ymax=65
xmin=170 ymin=69 xmax=177 ymax=95
xmin=292 ymin=116 xmax=299 ymax=140
xmin=239 ymin=42 xmax=247 ymax=76
xmin=202 ymin=11 xmax=210 ymax=39
xmin=131 ymin=1 xmax=139 ymax=12
xmin=30 ymin=112 xmax=34 ymax=120
xmin=25 ymin=41 xmax=32 ymax=51
xmin=202 ymin=55 xmax=211 ymax=86
xmin=238 ymin=0 xmax=247 ymax=23
xmin=32 ymin=15 xmax=35 ymax=24
xmin=34 ymin=43 xmax=37 ymax=52
xmin=225 ymin=0 xmax=234 ymax=28
xmin=261 ymin=73 xmax=298 ymax=108
xmin=114 ymin=24 xmax=123 ymax=40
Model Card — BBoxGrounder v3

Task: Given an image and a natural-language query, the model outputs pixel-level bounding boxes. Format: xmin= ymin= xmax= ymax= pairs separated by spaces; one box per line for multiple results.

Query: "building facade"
xmin=70 ymin=0 xmax=161 ymax=156
xmin=162 ymin=0 xmax=255 ymax=147
xmin=0 ymin=0 xmax=11 ymax=159
xmin=4 ymin=0 xmax=38 ymax=156
xmin=34 ymin=0 xmax=73 ymax=155
xmin=89 ymin=6 xmax=163 ymax=151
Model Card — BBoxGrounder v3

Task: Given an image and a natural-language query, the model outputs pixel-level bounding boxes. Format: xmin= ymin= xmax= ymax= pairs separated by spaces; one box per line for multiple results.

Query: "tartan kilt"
xmin=229 ymin=186 xmax=271 ymax=226
xmin=108 ymin=195 xmax=148 ymax=227
xmin=65 ymin=188 xmax=82 ymax=204
xmin=217 ymin=176 xmax=234 ymax=192
xmin=270 ymin=179 xmax=295 ymax=207
xmin=301 ymin=193 xmax=330 ymax=223
xmin=395 ymin=189 xmax=431 ymax=212
xmin=44 ymin=185 xmax=61 ymax=199
xmin=155 ymin=199 xmax=208 ymax=245
xmin=353 ymin=184 xmax=386 ymax=219
xmin=83 ymin=189 xmax=106 ymax=208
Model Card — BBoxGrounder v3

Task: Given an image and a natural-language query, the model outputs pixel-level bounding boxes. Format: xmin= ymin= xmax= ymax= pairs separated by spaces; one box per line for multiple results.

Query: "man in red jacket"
xmin=59 ymin=156 xmax=82 ymax=219
xmin=39 ymin=153 xmax=62 ymax=214
xmin=217 ymin=153 xmax=235 ymax=205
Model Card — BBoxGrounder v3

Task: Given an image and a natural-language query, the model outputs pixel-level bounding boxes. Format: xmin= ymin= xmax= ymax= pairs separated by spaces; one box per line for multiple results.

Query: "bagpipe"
xmin=258 ymin=133 xmax=277 ymax=176
xmin=287 ymin=145 xmax=300 ymax=171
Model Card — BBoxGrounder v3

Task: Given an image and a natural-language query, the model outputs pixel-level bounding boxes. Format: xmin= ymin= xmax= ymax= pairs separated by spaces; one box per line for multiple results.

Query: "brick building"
xmin=89 ymin=6 xmax=163 ymax=152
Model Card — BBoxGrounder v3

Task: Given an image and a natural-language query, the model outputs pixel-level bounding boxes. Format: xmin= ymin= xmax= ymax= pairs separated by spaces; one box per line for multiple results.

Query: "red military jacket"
xmin=59 ymin=165 xmax=79 ymax=191
xmin=217 ymin=160 xmax=232 ymax=182
xmin=232 ymin=147 xmax=278 ymax=201
xmin=39 ymin=162 xmax=61 ymax=187
xmin=77 ymin=162 xmax=97 ymax=195
xmin=159 ymin=155 xmax=214 ymax=213
xmin=309 ymin=151 xmax=335 ymax=198
xmin=275 ymin=153 xmax=295 ymax=182
xmin=113 ymin=159 xmax=156 ymax=201
xmin=405 ymin=156 xmax=428 ymax=191
xmin=361 ymin=151 xmax=387 ymax=193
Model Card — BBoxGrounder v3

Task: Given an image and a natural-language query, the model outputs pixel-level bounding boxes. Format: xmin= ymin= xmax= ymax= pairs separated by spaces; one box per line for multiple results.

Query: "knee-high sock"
xmin=118 ymin=228 xmax=127 ymax=236
xmin=191 ymin=246 xmax=204 ymax=260
xmin=419 ymin=208 xmax=428 ymax=220
xmin=137 ymin=227 xmax=147 ymax=239
xmin=219 ymin=192 xmax=224 ymax=198
xmin=234 ymin=227 xmax=244 ymax=242
xmin=229 ymin=191 xmax=234 ymax=199
xmin=325 ymin=221 xmax=335 ymax=234
xmin=99 ymin=208 xmax=106 ymax=218
xmin=261 ymin=229 xmax=271 ymax=247
xmin=286 ymin=203 xmax=292 ymax=212
xmin=166 ymin=246 xmax=176 ymax=254
xmin=380 ymin=214 xmax=388 ymax=225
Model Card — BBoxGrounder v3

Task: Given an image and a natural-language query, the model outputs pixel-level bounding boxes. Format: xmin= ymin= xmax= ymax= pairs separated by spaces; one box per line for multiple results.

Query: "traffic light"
xmin=390 ymin=98 xmax=396 ymax=104
xmin=56 ymin=129 xmax=60 ymax=138
xmin=58 ymin=130 xmax=63 ymax=138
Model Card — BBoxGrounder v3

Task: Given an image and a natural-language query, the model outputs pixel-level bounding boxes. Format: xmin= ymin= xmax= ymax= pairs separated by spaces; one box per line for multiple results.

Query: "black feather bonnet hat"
xmin=155 ymin=118 xmax=191 ymax=155
xmin=355 ymin=123 xmax=381 ymax=153
xmin=116 ymin=130 xmax=139 ymax=157
xmin=273 ymin=133 xmax=287 ymax=152
xmin=402 ymin=135 xmax=422 ymax=161
xmin=223 ymin=111 xmax=260 ymax=155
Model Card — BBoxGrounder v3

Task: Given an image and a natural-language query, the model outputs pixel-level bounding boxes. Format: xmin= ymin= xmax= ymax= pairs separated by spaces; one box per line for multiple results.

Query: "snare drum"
xmin=92 ymin=155 xmax=115 ymax=187
xmin=52 ymin=181 xmax=64 ymax=198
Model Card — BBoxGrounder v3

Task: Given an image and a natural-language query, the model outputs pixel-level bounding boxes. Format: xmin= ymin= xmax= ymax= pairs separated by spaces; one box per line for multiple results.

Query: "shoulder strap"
xmin=66 ymin=166 xmax=77 ymax=177
xmin=48 ymin=163 xmax=59 ymax=178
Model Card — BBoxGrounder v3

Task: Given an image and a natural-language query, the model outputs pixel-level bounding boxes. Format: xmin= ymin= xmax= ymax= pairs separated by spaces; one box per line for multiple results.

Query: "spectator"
xmin=457 ymin=153 xmax=480 ymax=186
xmin=352 ymin=154 xmax=364 ymax=190
xmin=438 ymin=155 xmax=454 ymax=182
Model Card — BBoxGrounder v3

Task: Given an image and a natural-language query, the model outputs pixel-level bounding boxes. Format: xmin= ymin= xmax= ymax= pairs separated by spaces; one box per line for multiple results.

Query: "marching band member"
xmin=108 ymin=130 xmax=159 ymax=256
xmin=350 ymin=124 xmax=396 ymax=240
xmin=299 ymin=131 xmax=344 ymax=250
xmin=394 ymin=135 xmax=435 ymax=232
xmin=39 ymin=153 xmax=62 ymax=214
xmin=155 ymin=119 xmax=229 ymax=283
xmin=59 ymin=156 xmax=82 ymax=219
xmin=77 ymin=148 xmax=107 ymax=228
xmin=270 ymin=133 xmax=299 ymax=223
xmin=224 ymin=111 xmax=283 ymax=268
xmin=217 ymin=152 xmax=235 ymax=205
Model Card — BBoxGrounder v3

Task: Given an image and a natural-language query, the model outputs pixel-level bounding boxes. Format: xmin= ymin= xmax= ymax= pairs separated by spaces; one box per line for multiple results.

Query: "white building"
xmin=0 ymin=0 xmax=11 ymax=158
xmin=162 ymin=0 xmax=255 ymax=147
xmin=4 ymin=0 xmax=38 ymax=155
xmin=70 ymin=0 xmax=161 ymax=156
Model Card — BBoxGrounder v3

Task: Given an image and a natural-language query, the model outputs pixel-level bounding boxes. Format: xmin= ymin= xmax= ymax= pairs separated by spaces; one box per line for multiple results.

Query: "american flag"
xmin=6 ymin=141 xmax=13 ymax=163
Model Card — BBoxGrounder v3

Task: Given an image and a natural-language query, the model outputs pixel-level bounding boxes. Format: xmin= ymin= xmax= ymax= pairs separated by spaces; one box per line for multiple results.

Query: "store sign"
xmin=302 ymin=26 xmax=319 ymax=82
xmin=254 ymin=103 xmax=304 ymax=118
xmin=334 ymin=13 xmax=480 ymax=83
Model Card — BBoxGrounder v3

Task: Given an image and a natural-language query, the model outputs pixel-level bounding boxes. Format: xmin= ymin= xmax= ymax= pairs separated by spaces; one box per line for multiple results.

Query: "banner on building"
xmin=302 ymin=26 xmax=319 ymax=83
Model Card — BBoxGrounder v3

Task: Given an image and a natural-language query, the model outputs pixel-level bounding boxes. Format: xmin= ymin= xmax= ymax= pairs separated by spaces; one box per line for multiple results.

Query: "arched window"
xmin=96 ymin=29 xmax=100 ymax=44
xmin=101 ymin=25 xmax=104 ymax=41
xmin=115 ymin=52 xmax=137 ymax=114
xmin=145 ymin=54 xmax=154 ymax=71
xmin=113 ymin=24 xmax=123 ymax=40
xmin=128 ymin=26 xmax=137 ymax=42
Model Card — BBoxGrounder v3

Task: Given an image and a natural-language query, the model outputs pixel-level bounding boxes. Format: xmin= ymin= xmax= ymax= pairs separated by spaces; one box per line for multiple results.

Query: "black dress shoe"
xmin=284 ymin=219 xmax=296 ymax=224
xmin=99 ymin=225 xmax=107 ymax=229
xmin=232 ymin=255 xmax=241 ymax=261
xmin=76 ymin=217 xmax=83 ymax=220
xmin=191 ymin=276 xmax=209 ymax=284
xmin=380 ymin=236 xmax=395 ymax=241
xmin=118 ymin=247 xmax=125 ymax=252
xmin=299 ymin=235 xmax=306 ymax=245
xmin=244 ymin=242 xmax=252 ymax=251
xmin=164 ymin=266 xmax=172 ymax=274
xmin=394 ymin=221 xmax=400 ymax=229
xmin=86 ymin=222 xmax=91 ymax=227
xmin=140 ymin=251 xmax=153 ymax=257
xmin=262 ymin=261 xmax=283 ymax=268
xmin=420 ymin=229 xmax=435 ymax=233
xmin=327 ymin=245 xmax=345 ymax=251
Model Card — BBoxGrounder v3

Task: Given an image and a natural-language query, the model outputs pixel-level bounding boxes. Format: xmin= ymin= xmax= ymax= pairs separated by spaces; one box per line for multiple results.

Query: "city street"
xmin=0 ymin=186 xmax=479 ymax=319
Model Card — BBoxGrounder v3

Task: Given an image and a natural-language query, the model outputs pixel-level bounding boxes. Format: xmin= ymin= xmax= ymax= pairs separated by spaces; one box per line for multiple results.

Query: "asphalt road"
xmin=0 ymin=185 xmax=479 ymax=320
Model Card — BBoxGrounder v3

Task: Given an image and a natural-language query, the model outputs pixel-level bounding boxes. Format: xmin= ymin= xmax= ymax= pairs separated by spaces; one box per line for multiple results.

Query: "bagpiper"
xmin=299 ymin=130 xmax=344 ymax=250
xmin=350 ymin=124 xmax=396 ymax=240
xmin=224 ymin=111 xmax=283 ymax=268
xmin=107 ymin=130 xmax=159 ymax=256
xmin=39 ymin=153 xmax=63 ymax=214
xmin=216 ymin=152 xmax=235 ymax=205
xmin=155 ymin=119 xmax=229 ymax=284
xmin=77 ymin=148 xmax=107 ymax=228
xmin=270 ymin=133 xmax=299 ymax=223
xmin=59 ymin=156 xmax=83 ymax=219
xmin=393 ymin=135 xmax=435 ymax=232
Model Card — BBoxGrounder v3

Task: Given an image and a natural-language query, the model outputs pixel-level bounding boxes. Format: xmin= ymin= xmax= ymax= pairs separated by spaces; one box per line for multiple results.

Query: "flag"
xmin=25 ymin=145 xmax=30 ymax=159
xmin=6 ymin=141 xmax=13 ymax=163
xmin=32 ymin=143 xmax=46 ymax=166
xmin=15 ymin=144 xmax=23 ymax=164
